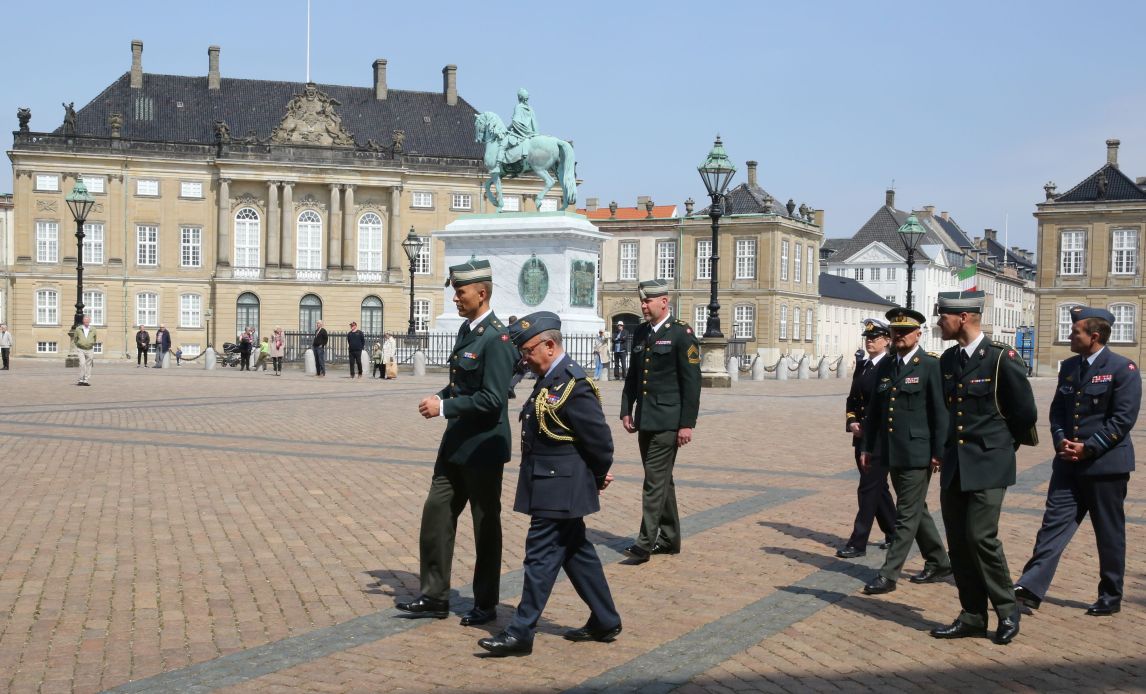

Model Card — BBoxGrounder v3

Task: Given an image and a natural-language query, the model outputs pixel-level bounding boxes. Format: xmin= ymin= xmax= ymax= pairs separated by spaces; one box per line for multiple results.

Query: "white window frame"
xmin=36 ymin=221 xmax=59 ymax=263
xmin=853 ymin=267 xmax=864 ymax=281
xmin=806 ymin=245 xmax=815 ymax=285
xmin=805 ymin=309 xmax=813 ymax=340
xmin=734 ymin=304 xmax=755 ymax=340
xmin=1110 ymin=303 xmax=1136 ymax=344
xmin=181 ymin=226 xmax=202 ymax=268
xmin=83 ymin=290 xmax=105 ymax=326
xmin=1057 ymin=304 xmax=1074 ymax=342
xmin=538 ymin=199 xmax=558 ymax=212
xmin=696 ymin=239 xmax=712 ymax=280
xmin=695 ymin=305 xmax=710 ymax=332
xmin=411 ymin=191 xmax=433 ymax=209
xmin=871 ymin=267 xmax=881 ymax=282
xmin=887 ymin=267 xmax=897 ymax=281
xmin=180 ymin=293 xmax=202 ymax=329
xmin=36 ymin=341 xmax=59 ymax=354
xmin=779 ymin=304 xmax=788 ymax=339
xmin=81 ymin=175 xmax=106 ymax=194
xmin=619 ymin=241 xmax=639 ymax=281
xmin=1111 ymin=229 xmax=1137 ymax=275
xmin=234 ymin=208 xmax=260 ymax=269
xmin=414 ymin=242 xmax=431 ymax=275
xmin=83 ymin=222 xmax=104 ymax=265
xmin=36 ymin=289 xmax=59 ymax=325
xmin=1060 ymin=230 xmax=1085 ymax=276
xmin=780 ymin=240 xmax=789 ymax=281
xmin=296 ymin=210 xmax=322 ymax=270
xmin=35 ymin=174 xmax=59 ymax=192
xmin=501 ymin=196 xmax=521 ymax=212
xmin=358 ymin=212 xmax=384 ymax=272
xmin=136 ymin=225 xmax=158 ymax=266
xmin=136 ymin=179 xmax=160 ymax=197
xmin=794 ymin=243 xmax=802 ymax=284
xmin=735 ymin=239 xmax=756 ymax=279
xmin=136 ymin=292 xmax=158 ymax=328
xmin=792 ymin=307 xmax=802 ymax=341
xmin=413 ymin=298 xmax=431 ymax=332
xmin=180 ymin=181 xmax=204 ymax=199
xmin=450 ymin=193 xmax=472 ymax=211
xmin=656 ymin=240 xmax=676 ymax=281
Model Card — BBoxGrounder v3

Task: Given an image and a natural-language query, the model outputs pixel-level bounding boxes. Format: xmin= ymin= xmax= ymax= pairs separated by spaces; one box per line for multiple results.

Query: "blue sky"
xmin=5 ymin=0 xmax=1145 ymax=252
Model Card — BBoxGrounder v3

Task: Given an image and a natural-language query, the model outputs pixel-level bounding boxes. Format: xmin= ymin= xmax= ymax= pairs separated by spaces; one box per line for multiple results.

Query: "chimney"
xmin=940 ymin=210 xmax=949 ymax=221
xmin=811 ymin=209 xmax=824 ymax=227
xmin=207 ymin=45 xmax=221 ymax=90
xmin=585 ymin=197 xmax=598 ymax=212
xmin=746 ymin=160 xmax=758 ymax=187
xmin=885 ymin=188 xmax=895 ymax=208
xmin=1106 ymin=138 xmax=1120 ymax=168
xmin=373 ymin=59 xmax=387 ymax=100
xmin=923 ymin=205 xmax=935 ymax=218
xmin=636 ymin=195 xmax=651 ymax=208
xmin=130 ymin=39 xmax=143 ymax=89
xmin=442 ymin=65 xmax=457 ymax=106
xmin=984 ymin=228 xmax=998 ymax=241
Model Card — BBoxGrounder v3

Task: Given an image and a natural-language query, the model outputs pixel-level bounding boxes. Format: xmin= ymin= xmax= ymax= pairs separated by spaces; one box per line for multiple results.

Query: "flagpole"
xmin=306 ymin=0 xmax=311 ymax=83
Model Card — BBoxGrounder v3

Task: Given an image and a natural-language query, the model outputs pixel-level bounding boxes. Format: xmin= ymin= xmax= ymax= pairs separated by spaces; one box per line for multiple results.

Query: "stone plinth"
xmin=700 ymin=335 xmax=732 ymax=388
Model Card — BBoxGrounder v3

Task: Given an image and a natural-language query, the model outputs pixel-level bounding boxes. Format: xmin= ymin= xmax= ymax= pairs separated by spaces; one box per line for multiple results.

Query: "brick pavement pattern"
xmin=0 ymin=360 xmax=1142 ymax=693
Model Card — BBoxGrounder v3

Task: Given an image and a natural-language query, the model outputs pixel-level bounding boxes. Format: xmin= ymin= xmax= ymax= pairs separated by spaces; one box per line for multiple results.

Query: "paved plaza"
xmin=0 ymin=359 xmax=1143 ymax=693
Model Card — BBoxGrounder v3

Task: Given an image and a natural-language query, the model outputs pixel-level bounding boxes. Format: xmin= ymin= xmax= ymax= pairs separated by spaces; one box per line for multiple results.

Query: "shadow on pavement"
xmin=362 ymin=568 xmax=420 ymax=596
xmin=757 ymin=519 xmax=849 ymax=549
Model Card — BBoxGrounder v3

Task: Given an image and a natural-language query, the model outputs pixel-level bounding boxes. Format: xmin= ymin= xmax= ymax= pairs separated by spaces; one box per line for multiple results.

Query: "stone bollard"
xmin=776 ymin=355 xmax=789 ymax=380
xmin=160 ymin=351 xmax=171 ymax=369
xmin=203 ymin=347 xmax=216 ymax=370
xmin=359 ymin=351 xmax=370 ymax=376
xmin=752 ymin=356 xmax=765 ymax=381
xmin=797 ymin=355 xmax=810 ymax=380
xmin=838 ymin=357 xmax=849 ymax=379
xmin=303 ymin=348 xmax=316 ymax=375
xmin=413 ymin=350 xmax=427 ymax=376
xmin=818 ymin=357 xmax=830 ymax=379
xmin=727 ymin=357 xmax=738 ymax=382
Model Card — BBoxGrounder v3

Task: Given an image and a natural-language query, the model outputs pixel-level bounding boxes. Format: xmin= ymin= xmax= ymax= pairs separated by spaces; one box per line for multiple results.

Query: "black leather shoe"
xmin=994 ymin=613 xmax=1020 ymax=644
xmin=477 ymin=631 xmax=533 ymax=657
xmin=909 ymin=566 xmax=953 ymax=584
xmin=879 ymin=536 xmax=892 ymax=550
xmin=930 ymin=618 xmax=988 ymax=639
xmin=1086 ymin=601 xmax=1121 ymax=616
xmin=863 ymin=576 xmax=896 ymax=595
xmin=395 ymin=596 xmax=448 ymax=619
xmin=650 ymin=543 xmax=679 ymax=555
xmin=564 ymin=623 xmax=622 ymax=643
xmin=836 ymin=546 xmax=866 ymax=559
xmin=623 ymin=545 xmax=650 ymax=564
xmin=460 ymin=605 xmax=497 ymax=626
xmin=1014 ymin=586 xmax=1041 ymax=611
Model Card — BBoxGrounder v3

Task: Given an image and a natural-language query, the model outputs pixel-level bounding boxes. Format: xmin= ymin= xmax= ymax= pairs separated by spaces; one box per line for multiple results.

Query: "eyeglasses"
xmin=519 ymin=339 xmax=549 ymax=357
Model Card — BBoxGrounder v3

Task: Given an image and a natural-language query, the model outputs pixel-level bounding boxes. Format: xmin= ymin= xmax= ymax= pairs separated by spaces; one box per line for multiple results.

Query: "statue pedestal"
xmin=700 ymin=335 xmax=732 ymax=388
xmin=433 ymin=212 xmax=608 ymax=334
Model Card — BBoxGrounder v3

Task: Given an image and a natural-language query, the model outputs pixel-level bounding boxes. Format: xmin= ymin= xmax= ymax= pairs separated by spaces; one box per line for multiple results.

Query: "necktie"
xmin=894 ymin=358 xmax=901 ymax=377
xmin=459 ymin=323 xmax=471 ymax=339
xmin=959 ymin=350 xmax=969 ymax=369
xmin=1079 ymin=358 xmax=1090 ymax=383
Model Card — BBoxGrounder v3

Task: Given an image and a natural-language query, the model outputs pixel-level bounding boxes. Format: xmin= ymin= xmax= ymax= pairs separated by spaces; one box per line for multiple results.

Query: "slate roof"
xmin=982 ymin=236 xmax=1036 ymax=272
xmin=697 ymin=181 xmax=799 ymax=218
xmin=57 ymin=72 xmax=484 ymax=159
xmin=931 ymin=214 xmax=975 ymax=249
xmin=818 ymin=273 xmax=895 ymax=306
xmin=1053 ymin=163 xmax=1146 ymax=203
xmin=826 ymin=205 xmax=947 ymax=263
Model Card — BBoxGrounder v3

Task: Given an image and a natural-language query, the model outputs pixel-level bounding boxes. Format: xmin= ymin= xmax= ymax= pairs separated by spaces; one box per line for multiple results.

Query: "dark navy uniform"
xmin=1018 ymin=343 xmax=1140 ymax=613
xmin=842 ymin=341 xmax=896 ymax=554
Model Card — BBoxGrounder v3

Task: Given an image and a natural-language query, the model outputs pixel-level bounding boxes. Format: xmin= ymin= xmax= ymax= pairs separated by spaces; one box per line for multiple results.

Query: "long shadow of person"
xmin=757 ymin=519 xmax=850 ymax=550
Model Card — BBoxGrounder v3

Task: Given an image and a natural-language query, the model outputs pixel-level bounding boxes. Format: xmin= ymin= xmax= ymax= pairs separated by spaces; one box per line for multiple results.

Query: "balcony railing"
xmin=233 ymin=267 xmax=262 ymax=279
xmin=295 ymin=268 xmax=327 ymax=282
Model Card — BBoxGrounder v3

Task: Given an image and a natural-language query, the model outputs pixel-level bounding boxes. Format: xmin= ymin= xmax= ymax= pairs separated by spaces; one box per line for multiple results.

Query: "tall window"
xmin=806 ymin=245 xmax=815 ymax=285
xmin=805 ymin=309 xmax=813 ymax=340
xmin=792 ymin=307 xmax=802 ymax=341
xmin=180 ymin=294 xmax=201 ymax=328
xmin=36 ymin=221 xmax=59 ymax=263
xmin=36 ymin=289 xmax=59 ymax=324
xmin=779 ymin=304 xmax=788 ymax=339
xmin=696 ymin=239 xmax=712 ymax=280
xmin=656 ymin=241 xmax=676 ymax=280
xmin=181 ymin=227 xmax=202 ymax=268
xmin=234 ymin=208 xmax=260 ymax=268
xmin=414 ymin=242 xmax=431 ymax=275
xmin=619 ymin=241 xmax=638 ymax=281
xmin=735 ymin=239 xmax=756 ymax=279
xmin=853 ymin=267 xmax=864 ymax=281
xmin=1060 ymin=230 xmax=1085 ymax=275
xmin=83 ymin=223 xmax=104 ymax=265
xmin=413 ymin=299 xmax=430 ymax=332
xmin=136 ymin=225 xmax=158 ymax=266
xmin=237 ymin=292 xmax=261 ymax=337
xmin=695 ymin=305 xmax=710 ymax=332
xmin=298 ymin=294 xmax=321 ymax=333
xmin=887 ymin=267 xmax=897 ymax=281
xmin=361 ymin=296 xmax=383 ymax=334
xmin=1112 ymin=229 xmax=1138 ymax=275
xmin=780 ymin=240 xmax=789 ymax=281
xmin=870 ymin=267 xmax=881 ymax=281
xmin=1110 ymin=304 xmax=1136 ymax=343
xmin=358 ymin=213 xmax=384 ymax=272
xmin=296 ymin=210 xmax=322 ymax=270
xmin=1057 ymin=304 xmax=1074 ymax=342
xmin=83 ymin=290 xmax=105 ymax=325
xmin=734 ymin=304 xmax=755 ymax=339
xmin=794 ymin=243 xmax=802 ymax=283
xmin=136 ymin=292 xmax=158 ymax=327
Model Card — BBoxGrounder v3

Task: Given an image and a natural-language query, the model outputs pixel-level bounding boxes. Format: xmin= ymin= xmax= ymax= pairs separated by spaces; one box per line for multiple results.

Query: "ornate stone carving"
xmin=232 ymin=192 xmax=262 ymax=210
xmin=294 ymin=193 xmax=325 ymax=211
xmin=615 ymin=297 xmax=639 ymax=312
xmin=270 ymin=83 xmax=355 ymax=147
xmin=108 ymin=112 xmax=123 ymax=138
xmin=17 ymin=107 xmax=31 ymax=132
xmin=62 ymin=102 xmax=77 ymax=135
xmin=93 ymin=203 xmax=105 ymax=214
xmin=36 ymin=200 xmax=57 ymax=212
xmin=391 ymin=129 xmax=405 ymax=152
xmin=786 ymin=198 xmax=796 ymax=216
xmin=214 ymin=120 xmax=231 ymax=143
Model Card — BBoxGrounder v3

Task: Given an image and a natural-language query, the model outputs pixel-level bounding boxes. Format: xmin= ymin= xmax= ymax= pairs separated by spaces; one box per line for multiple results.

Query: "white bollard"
xmin=797 ymin=355 xmax=810 ymax=380
xmin=838 ymin=357 xmax=850 ymax=379
xmin=776 ymin=355 xmax=789 ymax=380
xmin=413 ymin=350 xmax=427 ymax=376
xmin=727 ymin=357 xmax=738 ymax=382
xmin=203 ymin=347 xmax=216 ymax=370
xmin=303 ymin=348 xmax=316 ymax=375
xmin=359 ymin=350 xmax=370 ymax=376
xmin=752 ymin=356 xmax=765 ymax=381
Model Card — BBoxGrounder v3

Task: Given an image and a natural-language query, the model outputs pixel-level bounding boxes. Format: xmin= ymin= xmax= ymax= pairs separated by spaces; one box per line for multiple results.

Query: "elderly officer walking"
xmin=397 ymin=259 xmax=517 ymax=626
xmin=478 ymin=312 xmax=622 ymax=656
xmin=860 ymin=307 xmax=952 ymax=596
xmin=620 ymin=279 xmax=701 ymax=563
xmin=931 ymin=291 xmax=1037 ymax=645
xmin=1015 ymin=306 xmax=1140 ymax=618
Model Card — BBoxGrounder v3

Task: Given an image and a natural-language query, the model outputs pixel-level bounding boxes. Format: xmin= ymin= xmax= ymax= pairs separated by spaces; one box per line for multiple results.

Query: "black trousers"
xmin=846 ymin=447 xmax=896 ymax=550
xmin=349 ymin=349 xmax=363 ymax=376
xmin=506 ymin=516 xmax=620 ymax=642
xmin=240 ymin=349 xmax=251 ymax=370
xmin=136 ymin=346 xmax=148 ymax=365
xmin=613 ymin=353 xmax=626 ymax=379
xmin=272 ymin=357 xmax=283 ymax=373
xmin=1 ymin=347 xmax=8 ymax=369
xmin=418 ymin=463 xmax=504 ymax=608
xmin=372 ymin=363 xmax=384 ymax=378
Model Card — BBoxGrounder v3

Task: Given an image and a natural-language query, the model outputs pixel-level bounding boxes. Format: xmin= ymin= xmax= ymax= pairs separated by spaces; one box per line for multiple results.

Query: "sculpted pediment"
xmin=270 ymin=82 xmax=355 ymax=147
xmin=849 ymin=242 xmax=903 ymax=264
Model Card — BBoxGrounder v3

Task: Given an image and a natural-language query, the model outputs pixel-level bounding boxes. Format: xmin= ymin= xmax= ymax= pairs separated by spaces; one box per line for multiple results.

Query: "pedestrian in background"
xmin=594 ymin=329 xmax=609 ymax=380
xmin=371 ymin=341 xmax=385 ymax=379
xmin=382 ymin=332 xmax=398 ymax=380
xmin=0 ymin=323 xmax=12 ymax=370
xmin=238 ymin=327 xmax=253 ymax=371
xmin=312 ymin=321 xmax=327 ymax=377
xmin=154 ymin=325 xmax=171 ymax=368
xmin=612 ymin=320 xmax=628 ymax=380
xmin=255 ymin=336 xmax=270 ymax=372
xmin=270 ymin=327 xmax=285 ymax=376
xmin=73 ymin=315 xmax=97 ymax=386
xmin=347 ymin=321 xmax=365 ymax=379
xmin=134 ymin=325 xmax=150 ymax=367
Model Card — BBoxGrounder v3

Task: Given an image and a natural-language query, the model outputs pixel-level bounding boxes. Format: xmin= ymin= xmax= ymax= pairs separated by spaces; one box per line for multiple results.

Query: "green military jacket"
xmin=435 ymin=312 xmax=517 ymax=467
xmin=939 ymin=338 xmax=1037 ymax=491
xmin=861 ymin=349 xmax=948 ymax=469
xmin=73 ymin=326 xmax=98 ymax=350
xmin=620 ymin=315 xmax=702 ymax=432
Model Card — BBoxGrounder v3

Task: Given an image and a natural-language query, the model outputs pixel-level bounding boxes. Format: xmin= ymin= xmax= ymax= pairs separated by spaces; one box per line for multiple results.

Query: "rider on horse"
xmin=503 ymin=89 xmax=537 ymax=174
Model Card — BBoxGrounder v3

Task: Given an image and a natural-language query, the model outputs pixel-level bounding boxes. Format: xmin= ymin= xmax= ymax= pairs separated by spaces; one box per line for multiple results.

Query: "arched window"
xmin=236 ymin=292 xmax=260 ymax=339
xmin=234 ymin=208 xmax=260 ymax=268
xmin=297 ymin=210 xmax=322 ymax=270
xmin=358 ymin=213 xmax=384 ymax=272
xmin=299 ymin=294 xmax=322 ymax=333
xmin=361 ymin=296 xmax=383 ymax=335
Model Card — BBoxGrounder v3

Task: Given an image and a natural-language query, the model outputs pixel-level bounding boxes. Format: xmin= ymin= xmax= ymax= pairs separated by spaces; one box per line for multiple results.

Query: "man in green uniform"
xmin=931 ymin=291 xmax=1036 ymax=644
xmin=620 ymin=279 xmax=701 ymax=563
xmin=860 ymin=307 xmax=952 ymax=596
xmin=396 ymin=259 xmax=517 ymax=626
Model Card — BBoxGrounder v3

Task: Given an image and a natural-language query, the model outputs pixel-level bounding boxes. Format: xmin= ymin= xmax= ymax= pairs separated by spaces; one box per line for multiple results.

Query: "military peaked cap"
xmin=508 ymin=311 xmax=561 ymax=348
xmin=886 ymin=307 xmax=926 ymax=329
xmin=936 ymin=290 xmax=986 ymax=315
xmin=1070 ymin=305 xmax=1116 ymax=324
xmin=861 ymin=317 xmax=891 ymax=337
xmin=637 ymin=279 xmax=670 ymax=299
xmin=445 ymin=259 xmax=493 ymax=287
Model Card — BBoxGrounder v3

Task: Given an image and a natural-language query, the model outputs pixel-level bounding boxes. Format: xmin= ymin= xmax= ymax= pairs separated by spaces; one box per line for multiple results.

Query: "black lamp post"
xmin=65 ymin=180 xmax=95 ymax=365
xmin=897 ymin=214 xmax=926 ymax=310
xmin=401 ymin=226 xmax=425 ymax=336
xmin=697 ymin=136 xmax=736 ymax=338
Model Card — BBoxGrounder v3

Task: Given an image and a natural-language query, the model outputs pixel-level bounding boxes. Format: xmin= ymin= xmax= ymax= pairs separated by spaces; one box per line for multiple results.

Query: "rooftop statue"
xmin=474 ymin=89 xmax=576 ymax=212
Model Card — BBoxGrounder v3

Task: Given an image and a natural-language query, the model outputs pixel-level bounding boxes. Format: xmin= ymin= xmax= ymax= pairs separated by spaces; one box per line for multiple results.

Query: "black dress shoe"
xmin=1014 ymin=586 xmax=1041 ymax=611
xmin=836 ymin=546 xmax=866 ymax=559
xmin=395 ymin=596 xmax=449 ymax=619
xmin=863 ymin=576 xmax=896 ymax=595
xmin=909 ymin=566 xmax=953 ymax=584
xmin=623 ymin=545 xmax=650 ymax=564
xmin=930 ymin=618 xmax=988 ymax=639
xmin=477 ymin=631 xmax=533 ymax=657
xmin=460 ymin=605 xmax=497 ymax=626
xmin=994 ymin=613 xmax=1020 ymax=644
xmin=564 ymin=623 xmax=622 ymax=643
xmin=1086 ymin=601 xmax=1121 ymax=616
xmin=879 ymin=537 xmax=892 ymax=550
xmin=650 ymin=543 xmax=679 ymax=555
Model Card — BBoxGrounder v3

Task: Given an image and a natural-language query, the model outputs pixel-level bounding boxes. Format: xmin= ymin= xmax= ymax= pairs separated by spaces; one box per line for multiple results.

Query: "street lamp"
xmin=64 ymin=180 xmax=95 ymax=367
xmin=697 ymin=135 xmax=736 ymax=338
xmin=401 ymin=226 xmax=425 ymax=336
xmin=897 ymin=214 xmax=926 ymax=310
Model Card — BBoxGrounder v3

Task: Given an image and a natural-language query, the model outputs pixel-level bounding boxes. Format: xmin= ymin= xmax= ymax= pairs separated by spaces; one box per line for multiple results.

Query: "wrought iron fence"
xmin=282 ymin=331 xmax=607 ymax=368
xmin=727 ymin=339 xmax=751 ymax=368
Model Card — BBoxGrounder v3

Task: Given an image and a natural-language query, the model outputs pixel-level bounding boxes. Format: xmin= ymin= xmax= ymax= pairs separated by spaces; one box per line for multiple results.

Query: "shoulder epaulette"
xmin=927 ymin=351 xmax=940 ymax=359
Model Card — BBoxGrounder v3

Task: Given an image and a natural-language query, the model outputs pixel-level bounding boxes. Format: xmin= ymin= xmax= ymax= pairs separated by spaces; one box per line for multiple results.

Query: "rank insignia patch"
xmin=500 ymin=334 xmax=509 ymax=341
xmin=904 ymin=376 xmax=920 ymax=384
xmin=687 ymin=344 xmax=700 ymax=364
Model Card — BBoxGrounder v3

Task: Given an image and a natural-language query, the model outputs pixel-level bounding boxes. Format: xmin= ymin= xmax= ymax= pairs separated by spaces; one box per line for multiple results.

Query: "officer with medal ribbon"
xmin=860 ymin=307 xmax=952 ymax=596
xmin=398 ymin=259 xmax=517 ymax=626
xmin=619 ymin=279 xmax=702 ymax=564
xmin=931 ymin=290 xmax=1036 ymax=644
xmin=1015 ymin=306 xmax=1140 ymax=618
xmin=477 ymin=312 xmax=621 ymax=656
